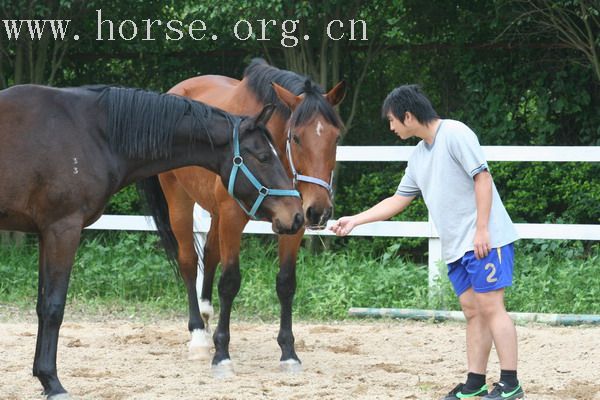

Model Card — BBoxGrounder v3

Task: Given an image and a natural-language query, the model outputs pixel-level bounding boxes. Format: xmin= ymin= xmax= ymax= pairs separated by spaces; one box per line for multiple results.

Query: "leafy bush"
xmin=491 ymin=162 xmax=600 ymax=224
xmin=333 ymin=161 xmax=599 ymax=261
xmin=105 ymin=185 xmax=144 ymax=215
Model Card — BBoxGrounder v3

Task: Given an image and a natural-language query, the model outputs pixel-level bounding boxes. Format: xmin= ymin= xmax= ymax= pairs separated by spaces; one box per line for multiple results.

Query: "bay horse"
xmin=0 ymin=84 xmax=304 ymax=399
xmin=159 ymin=58 xmax=345 ymax=375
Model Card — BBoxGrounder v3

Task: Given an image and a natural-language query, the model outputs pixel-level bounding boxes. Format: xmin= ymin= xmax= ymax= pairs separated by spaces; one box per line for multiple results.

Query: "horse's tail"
xmin=136 ymin=176 xmax=179 ymax=276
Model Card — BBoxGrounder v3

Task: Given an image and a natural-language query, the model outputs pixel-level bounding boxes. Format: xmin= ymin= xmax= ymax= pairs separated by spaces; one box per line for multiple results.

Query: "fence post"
xmin=428 ymin=239 xmax=442 ymax=286
xmin=428 ymin=215 xmax=442 ymax=301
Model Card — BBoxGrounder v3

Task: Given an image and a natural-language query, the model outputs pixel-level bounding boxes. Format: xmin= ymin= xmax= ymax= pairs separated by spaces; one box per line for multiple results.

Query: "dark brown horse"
xmin=0 ymin=84 xmax=304 ymax=399
xmin=159 ymin=58 xmax=345 ymax=375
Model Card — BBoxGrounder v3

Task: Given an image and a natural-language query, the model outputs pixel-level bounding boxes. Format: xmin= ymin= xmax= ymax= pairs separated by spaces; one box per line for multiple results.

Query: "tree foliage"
xmin=0 ymin=0 xmax=597 ymax=255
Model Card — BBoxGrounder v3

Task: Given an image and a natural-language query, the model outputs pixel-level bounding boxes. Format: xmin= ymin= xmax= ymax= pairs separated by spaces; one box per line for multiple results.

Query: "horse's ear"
xmin=254 ymin=103 xmax=276 ymax=127
xmin=271 ymin=82 xmax=302 ymax=111
xmin=325 ymin=80 xmax=347 ymax=106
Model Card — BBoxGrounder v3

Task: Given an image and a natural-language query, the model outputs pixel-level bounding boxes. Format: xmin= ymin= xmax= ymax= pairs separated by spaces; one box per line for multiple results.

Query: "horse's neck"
xmin=120 ymin=115 xmax=227 ymax=186
xmin=266 ymin=113 xmax=289 ymax=153
xmin=208 ymin=79 xmax=290 ymax=168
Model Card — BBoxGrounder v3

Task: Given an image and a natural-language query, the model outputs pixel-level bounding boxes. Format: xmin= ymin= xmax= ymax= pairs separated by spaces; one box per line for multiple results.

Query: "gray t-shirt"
xmin=396 ymin=119 xmax=518 ymax=263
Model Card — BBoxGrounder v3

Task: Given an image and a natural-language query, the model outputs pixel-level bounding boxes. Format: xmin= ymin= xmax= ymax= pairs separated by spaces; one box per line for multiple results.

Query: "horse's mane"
xmin=243 ymin=58 xmax=343 ymax=129
xmin=88 ymin=86 xmax=238 ymax=274
xmin=93 ymin=86 xmax=236 ymax=159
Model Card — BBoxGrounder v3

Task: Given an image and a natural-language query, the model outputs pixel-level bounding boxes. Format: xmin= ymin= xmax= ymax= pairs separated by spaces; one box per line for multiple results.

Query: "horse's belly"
xmin=173 ymin=166 xmax=219 ymax=213
xmin=0 ymin=209 xmax=38 ymax=232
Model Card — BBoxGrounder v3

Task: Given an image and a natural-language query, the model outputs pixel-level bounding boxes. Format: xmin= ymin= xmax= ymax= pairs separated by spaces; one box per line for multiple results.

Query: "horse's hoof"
xmin=188 ymin=329 xmax=212 ymax=360
xmin=280 ymin=359 xmax=303 ymax=373
xmin=212 ymin=359 xmax=235 ymax=379
xmin=48 ymin=393 xmax=74 ymax=400
xmin=188 ymin=345 xmax=211 ymax=361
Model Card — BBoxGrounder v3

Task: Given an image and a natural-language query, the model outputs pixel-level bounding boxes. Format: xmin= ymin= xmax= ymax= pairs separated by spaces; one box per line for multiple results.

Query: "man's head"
xmin=382 ymin=85 xmax=439 ymax=139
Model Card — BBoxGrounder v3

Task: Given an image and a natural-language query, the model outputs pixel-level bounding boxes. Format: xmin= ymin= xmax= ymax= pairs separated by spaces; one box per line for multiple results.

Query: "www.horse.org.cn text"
xmin=1 ymin=9 xmax=368 ymax=48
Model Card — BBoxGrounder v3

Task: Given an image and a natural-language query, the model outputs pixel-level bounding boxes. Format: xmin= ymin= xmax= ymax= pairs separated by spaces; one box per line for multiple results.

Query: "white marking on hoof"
xmin=188 ymin=329 xmax=212 ymax=360
xmin=199 ymin=300 xmax=214 ymax=332
xmin=212 ymin=359 xmax=235 ymax=379
xmin=280 ymin=359 xmax=302 ymax=373
xmin=48 ymin=393 xmax=74 ymax=400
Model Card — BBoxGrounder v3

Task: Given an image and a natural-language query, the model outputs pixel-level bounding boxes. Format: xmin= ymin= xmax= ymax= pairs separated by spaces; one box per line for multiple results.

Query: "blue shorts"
xmin=447 ymin=243 xmax=514 ymax=297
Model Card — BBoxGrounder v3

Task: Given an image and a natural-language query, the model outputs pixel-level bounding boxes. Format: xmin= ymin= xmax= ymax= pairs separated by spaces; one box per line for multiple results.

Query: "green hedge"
xmin=332 ymin=161 xmax=599 ymax=260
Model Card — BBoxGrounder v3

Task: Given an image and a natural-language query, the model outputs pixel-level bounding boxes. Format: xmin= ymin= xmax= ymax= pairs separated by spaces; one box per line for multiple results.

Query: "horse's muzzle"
xmin=306 ymin=206 xmax=332 ymax=229
xmin=273 ymin=212 xmax=304 ymax=235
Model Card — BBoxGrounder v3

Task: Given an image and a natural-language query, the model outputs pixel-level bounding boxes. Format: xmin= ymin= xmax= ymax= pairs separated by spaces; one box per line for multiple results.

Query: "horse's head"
xmin=272 ymin=80 xmax=346 ymax=230
xmin=223 ymin=104 xmax=304 ymax=234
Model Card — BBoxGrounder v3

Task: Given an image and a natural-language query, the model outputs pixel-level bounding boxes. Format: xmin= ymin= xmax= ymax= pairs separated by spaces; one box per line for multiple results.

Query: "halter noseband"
xmin=228 ymin=119 xmax=300 ymax=219
xmin=286 ymin=127 xmax=334 ymax=195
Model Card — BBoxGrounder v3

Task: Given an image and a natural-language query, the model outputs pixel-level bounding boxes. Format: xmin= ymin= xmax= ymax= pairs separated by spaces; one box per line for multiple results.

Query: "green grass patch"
xmin=1 ymin=232 xmax=599 ymax=320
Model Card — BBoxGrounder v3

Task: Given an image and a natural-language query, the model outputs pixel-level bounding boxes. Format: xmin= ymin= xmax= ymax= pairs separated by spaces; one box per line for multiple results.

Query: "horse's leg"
xmin=211 ymin=209 xmax=245 ymax=378
xmin=159 ymin=173 xmax=209 ymax=359
xmin=33 ymin=218 xmax=82 ymax=399
xmin=277 ymin=230 xmax=304 ymax=373
xmin=198 ymin=214 xmax=221 ymax=333
xmin=184 ymin=215 xmax=221 ymax=360
xmin=33 ymin=235 xmax=46 ymax=379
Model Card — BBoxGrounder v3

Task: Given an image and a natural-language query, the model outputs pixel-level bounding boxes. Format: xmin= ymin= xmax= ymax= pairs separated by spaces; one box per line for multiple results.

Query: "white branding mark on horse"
xmin=316 ymin=120 xmax=323 ymax=137
xmin=73 ymin=158 xmax=79 ymax=175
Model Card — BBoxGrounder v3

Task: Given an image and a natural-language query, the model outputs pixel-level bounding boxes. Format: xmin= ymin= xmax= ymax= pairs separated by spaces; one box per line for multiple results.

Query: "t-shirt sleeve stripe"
xmin=470 ymin=163 xmax=489 ymax=177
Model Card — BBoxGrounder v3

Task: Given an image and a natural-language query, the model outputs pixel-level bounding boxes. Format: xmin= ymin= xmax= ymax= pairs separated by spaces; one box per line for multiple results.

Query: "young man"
xmin=330 ymin=85 xmax=524 ymax=400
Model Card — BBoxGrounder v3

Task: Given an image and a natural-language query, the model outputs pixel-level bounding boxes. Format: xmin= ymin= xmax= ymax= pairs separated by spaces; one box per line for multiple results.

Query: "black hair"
xmin=381 ymin=84 xmax=439 ymax=125
xmin=244 ymin=58 xmax=343 ymax=129
xmin=97 ymin=86 xmax=235 ymax=158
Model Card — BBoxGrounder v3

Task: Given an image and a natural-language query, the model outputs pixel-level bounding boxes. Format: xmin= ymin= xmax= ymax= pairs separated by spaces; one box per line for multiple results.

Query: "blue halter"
xmin=228 ymin=119 xmax=300 ymax=219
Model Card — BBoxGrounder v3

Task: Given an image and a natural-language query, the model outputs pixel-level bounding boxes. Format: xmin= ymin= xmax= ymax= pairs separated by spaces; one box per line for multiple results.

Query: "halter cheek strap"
xmin=228 ymin=119 xmax=300 ymax=219
xmin=286 ymin=127 xmax=334 ymax=194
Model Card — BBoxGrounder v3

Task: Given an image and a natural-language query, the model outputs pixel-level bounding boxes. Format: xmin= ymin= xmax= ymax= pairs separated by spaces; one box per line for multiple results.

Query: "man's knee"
xmin=458 ymin=289 xmax=480 ymax=321
xmin=474 ymin=289 xmax=506 ymax=319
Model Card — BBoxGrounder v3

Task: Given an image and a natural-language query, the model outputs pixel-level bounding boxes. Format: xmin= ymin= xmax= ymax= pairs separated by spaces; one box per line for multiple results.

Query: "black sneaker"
xmin=442 ymin=383 xmax=489 ymax=399
xmin=483 ymin=382 xmax=525 ymax=399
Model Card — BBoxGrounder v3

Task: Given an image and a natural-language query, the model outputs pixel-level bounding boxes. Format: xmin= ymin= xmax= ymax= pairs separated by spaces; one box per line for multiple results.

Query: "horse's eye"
xmin=293 ymin=135 xmax=300 ymax=145
xmin=258 ymin=153 xmax=270 ymax=163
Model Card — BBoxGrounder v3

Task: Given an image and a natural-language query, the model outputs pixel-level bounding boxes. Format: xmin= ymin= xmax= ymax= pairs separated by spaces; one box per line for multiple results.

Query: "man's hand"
xmin=473 ymin=228 xmax=491 ymax=259
xmin=329 ymin=216 xmax=356 ymax=236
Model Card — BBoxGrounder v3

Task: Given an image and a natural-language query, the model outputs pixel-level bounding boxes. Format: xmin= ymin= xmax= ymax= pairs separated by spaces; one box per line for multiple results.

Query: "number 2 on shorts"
xmin=485 ymin=263 xmax=498 ymax=283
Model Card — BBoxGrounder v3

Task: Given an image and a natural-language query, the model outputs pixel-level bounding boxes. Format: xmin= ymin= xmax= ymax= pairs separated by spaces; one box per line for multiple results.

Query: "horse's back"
xmin=0 ymin=85 xmax=102 ymax=164
xmin=170 ymin=75 xmax=263 ymax=116
xmin=169 ymin=75 xmax=240 ymax=110
xmin=0 ymin=85 xmax=54 ymax=135
xmin=0 ymin=85 xmax=98 ymax=132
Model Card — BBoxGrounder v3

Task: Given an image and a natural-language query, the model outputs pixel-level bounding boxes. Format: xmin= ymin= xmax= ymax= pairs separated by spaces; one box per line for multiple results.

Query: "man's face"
xmin=387 ymin=112 xmax=412 ymax=140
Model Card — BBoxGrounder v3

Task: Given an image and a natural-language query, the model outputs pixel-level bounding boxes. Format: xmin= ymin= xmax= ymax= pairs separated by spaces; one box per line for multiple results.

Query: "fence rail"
xmin=336 ymin=145 xmax=600 ymax=162
xmin=87 ymin=145 xmax=600 ymax=290
xmin=87 ymin=215 xmax=600 ymax=241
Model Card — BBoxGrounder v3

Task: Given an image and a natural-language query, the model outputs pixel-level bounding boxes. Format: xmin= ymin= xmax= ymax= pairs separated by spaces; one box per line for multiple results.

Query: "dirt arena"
xmin=1 ymin=317 xmax=599 ymax=399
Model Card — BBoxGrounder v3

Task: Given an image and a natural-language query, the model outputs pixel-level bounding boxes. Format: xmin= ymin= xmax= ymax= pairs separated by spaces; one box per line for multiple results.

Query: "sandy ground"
xmin=1 ymin=317 xmax=599 ymax=400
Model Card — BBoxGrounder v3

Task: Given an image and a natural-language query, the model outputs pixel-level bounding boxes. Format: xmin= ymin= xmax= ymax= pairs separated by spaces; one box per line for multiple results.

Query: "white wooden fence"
xmin=87 ymin=145 xmax=600 ymax=289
